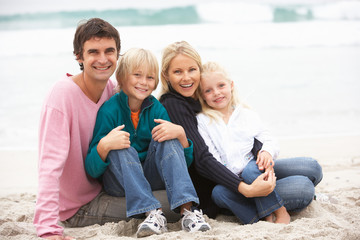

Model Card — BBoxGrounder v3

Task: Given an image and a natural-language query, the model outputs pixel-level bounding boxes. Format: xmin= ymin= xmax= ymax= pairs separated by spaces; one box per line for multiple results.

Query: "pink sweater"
xmin=34 ymin=75 xmax=115 ymax=237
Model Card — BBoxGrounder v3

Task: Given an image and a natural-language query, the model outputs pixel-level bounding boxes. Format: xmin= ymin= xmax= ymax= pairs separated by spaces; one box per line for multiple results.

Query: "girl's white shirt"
xmin=197 ymin=105 xmax=279 ymax=175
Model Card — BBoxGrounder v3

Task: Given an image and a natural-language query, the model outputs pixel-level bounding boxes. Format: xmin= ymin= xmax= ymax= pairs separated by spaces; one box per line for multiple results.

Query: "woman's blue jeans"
xmin=102 ymin=139 xmax=199 ymax=217
xmin=211 ymin=157 xmax=323 ymax=224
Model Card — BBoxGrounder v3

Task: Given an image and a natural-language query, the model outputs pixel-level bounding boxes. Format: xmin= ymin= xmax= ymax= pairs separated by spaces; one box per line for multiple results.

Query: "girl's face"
xmin=121 ymin=67 xmax=156 ymax=111
xmin=200 ymin=72 xmax=233 ymax=113
xmin=167 ymin=54 xmax=200 ymax=98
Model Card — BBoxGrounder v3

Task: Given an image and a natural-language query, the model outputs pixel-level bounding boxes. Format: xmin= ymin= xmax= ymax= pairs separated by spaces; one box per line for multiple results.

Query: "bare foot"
xmin=274 ymin=206 xmax=290 ymax=224
xmin=264 ymin=213 xmax=274 ymax=223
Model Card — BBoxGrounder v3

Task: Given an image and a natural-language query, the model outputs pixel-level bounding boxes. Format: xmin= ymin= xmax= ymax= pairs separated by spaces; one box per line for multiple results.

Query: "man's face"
xmin=78 ymin=37 xmax=118 ymax=83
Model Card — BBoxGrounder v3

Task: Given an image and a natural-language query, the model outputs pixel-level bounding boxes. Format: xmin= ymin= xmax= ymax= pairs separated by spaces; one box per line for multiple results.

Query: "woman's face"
xmin=166 ymin=54 xmax=200 ymax=98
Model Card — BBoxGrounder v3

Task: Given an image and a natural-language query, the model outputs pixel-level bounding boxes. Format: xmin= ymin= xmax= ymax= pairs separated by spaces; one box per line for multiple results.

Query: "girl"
xmin=197 ymin=61 xmax=290 ymax=223
xmin=158 ymin=41 xmax=323 ymax=224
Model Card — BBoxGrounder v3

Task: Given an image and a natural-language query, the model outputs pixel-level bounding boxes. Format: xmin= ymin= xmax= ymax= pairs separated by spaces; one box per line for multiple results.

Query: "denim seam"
xmin=127 ymin=203 xmax=162 ymax=217
xmin=248 ymin=214 xmax=260 ymax=224
xmin=170 ymin=197 xmax=199 ymax=211
xmin=257 ymin=198 xmax=284 ymax=219
xmin=160 ymin=142 xmax=178 ymax=196
xmin=161 ymin=140 xmax=196 ymax=210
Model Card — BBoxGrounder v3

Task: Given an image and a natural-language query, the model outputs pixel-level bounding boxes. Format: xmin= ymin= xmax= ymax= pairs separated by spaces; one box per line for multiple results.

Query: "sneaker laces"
xmin=183 ymin=207 xmax=206 ymax=223
xmin=143 ymin=209 xmax=166 ymax=228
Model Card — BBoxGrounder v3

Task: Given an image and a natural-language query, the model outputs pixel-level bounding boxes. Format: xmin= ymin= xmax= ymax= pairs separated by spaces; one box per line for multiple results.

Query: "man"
xmin=34 ymin=18 xmax=126 ymax=239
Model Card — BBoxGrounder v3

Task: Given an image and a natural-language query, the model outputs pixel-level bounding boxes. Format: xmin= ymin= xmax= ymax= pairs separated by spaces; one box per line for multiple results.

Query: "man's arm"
xmin=34 ymin=107 xmax=69 ymax=237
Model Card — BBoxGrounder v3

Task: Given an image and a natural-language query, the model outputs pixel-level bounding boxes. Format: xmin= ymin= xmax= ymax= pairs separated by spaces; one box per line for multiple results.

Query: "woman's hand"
xmin=256 ymin=150 xmax=274 ymax=171
xmin=238 ymin=170 xmax=276 ymax=198
xmin=152 ymin=119 xmax=189 ymax=148
xmin=97 ymin=125 xmax=130 ymax=161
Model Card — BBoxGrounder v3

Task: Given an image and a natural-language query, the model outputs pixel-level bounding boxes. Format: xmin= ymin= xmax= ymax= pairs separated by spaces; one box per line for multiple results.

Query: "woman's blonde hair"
xmin=116 ymin=48 xmax=159 ymax=91
xmin=199 ymin=61 xmax=248 ymax=122
xmin=159 ymin=41 xmax=202 ymax=98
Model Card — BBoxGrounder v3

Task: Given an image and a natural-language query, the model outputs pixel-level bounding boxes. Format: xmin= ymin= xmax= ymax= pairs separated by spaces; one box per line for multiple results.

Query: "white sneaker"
xmin=314 ymin=192 xmax=330 ymax=202
xmin=314 ymin=192 xmax=338 ymax=204
xmin=181 ymin=207 xmax=211 ymax=232
xmin=136 ymin=209 xmax=168 ymax=238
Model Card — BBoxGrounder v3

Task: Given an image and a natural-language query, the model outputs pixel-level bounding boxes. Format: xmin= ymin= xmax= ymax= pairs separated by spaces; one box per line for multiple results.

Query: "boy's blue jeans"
xmin=212 ymin=157 xmax=323 ymax=224
xmin=102 ymin=139 xmax=199 ymax=217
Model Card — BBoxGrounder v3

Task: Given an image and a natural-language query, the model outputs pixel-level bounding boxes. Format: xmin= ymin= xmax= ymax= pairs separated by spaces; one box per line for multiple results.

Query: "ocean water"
xmin=0 ymin=0 xmax=360 ymax=150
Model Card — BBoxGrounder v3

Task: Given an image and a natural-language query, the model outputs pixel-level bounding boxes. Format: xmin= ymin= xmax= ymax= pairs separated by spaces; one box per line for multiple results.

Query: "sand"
xmin=1 ymin=135 xmax=360 ymax=240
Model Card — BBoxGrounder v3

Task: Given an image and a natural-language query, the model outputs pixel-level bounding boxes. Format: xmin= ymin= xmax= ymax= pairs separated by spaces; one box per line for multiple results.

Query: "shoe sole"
xmin=137 ymin=225 xmax=158 ymax=238
xmin=137 ymin=225 xmax=168 ymax=238
xmin=183 ymin=224 xmax=211 ymax=232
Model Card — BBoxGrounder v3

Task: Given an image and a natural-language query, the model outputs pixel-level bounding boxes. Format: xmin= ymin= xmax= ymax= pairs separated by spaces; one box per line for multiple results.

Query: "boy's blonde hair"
xmin=116 ymin=48 xmax=159 ymax=91
xmin=159 ymin=41 xmax=202 ymax=98
xmin=199 ymin=61 xmax=247 ymax=122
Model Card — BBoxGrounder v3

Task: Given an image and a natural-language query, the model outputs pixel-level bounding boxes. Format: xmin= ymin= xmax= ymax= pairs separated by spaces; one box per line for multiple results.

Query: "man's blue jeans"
xmin=102 ymin=139 xmax=199 ymax=217
xmin=212 ymin=157 xmax=323 ymax=224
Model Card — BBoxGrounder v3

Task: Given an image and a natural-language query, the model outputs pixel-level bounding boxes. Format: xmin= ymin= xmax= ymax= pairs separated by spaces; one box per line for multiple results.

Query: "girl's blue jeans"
xmin=240 ymin=159 xmax=284 ymax=220
xmin=211 ymin=157 xmax=323 ymax=224
xmin=102 ymin=139 xmax=199 ymax=217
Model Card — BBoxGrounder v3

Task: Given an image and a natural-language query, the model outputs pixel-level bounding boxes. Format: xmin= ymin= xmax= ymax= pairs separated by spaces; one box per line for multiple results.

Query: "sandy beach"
xmin=1 ymin=134 xmax=359 ymax=240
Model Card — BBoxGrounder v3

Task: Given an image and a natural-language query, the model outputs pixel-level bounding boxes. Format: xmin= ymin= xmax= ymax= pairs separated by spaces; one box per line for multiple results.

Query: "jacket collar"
xmin=119 ymin=90 xmax=153 ymax=112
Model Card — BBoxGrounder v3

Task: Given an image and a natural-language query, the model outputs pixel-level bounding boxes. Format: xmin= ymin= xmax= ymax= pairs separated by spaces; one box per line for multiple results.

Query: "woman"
xmin=158 ymin=41 xmax=323 ymax=223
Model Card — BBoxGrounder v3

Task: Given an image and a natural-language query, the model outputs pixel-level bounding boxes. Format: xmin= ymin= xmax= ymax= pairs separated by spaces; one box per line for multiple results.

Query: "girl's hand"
xmin=238 ymin=170 xmax=276 ymax=198
xmin=97 ymin=125 xmax=130 ymax=161
xmin=152 ymin=119 xmax=189 ymax=148
xmin=256 ymin=150 xmax=274 ymax=171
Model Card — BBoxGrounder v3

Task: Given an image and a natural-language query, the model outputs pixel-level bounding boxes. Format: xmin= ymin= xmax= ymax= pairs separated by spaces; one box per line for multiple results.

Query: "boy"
xmin=85 ymin=48 xmax=211 ymax=238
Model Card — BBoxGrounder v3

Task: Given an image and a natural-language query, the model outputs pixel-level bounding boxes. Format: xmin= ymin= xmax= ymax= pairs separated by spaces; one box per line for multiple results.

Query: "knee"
xmin=211 ymin=185 xmax=230 ymax=207
xmin=279 ymin=176 xmax=315 ymax=211
xmin=241 ymin=163 xmax=261 ymax=184
xmin=154 ymin=139 xmax=185 ymax=163
xmin=303 ymin=157 xmax=323 ymax=186
xmin=300 ymin=176 xmax=315 ymax=204
xmin=211 ymin=185 xmax=228 ymax=205
xmin=293 ymin=177 xmax=315 ymax=211
xmin=107 ymin=148 xmax=141 ymax=170
xmin=151 ymin=139 xmax=182 ymax=153
xmin=310 ymin=158 xmax=323 ymax=186
xmin=159 ymin=139 xmax=182 ymax=149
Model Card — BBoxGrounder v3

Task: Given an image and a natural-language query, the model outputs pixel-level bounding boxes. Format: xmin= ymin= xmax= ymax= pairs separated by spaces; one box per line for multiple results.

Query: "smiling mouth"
xmin=94 ymin=66 xmax=111 ymax=70
xmin=214 ymin=97 xmax=224 ymax=103
xmin=180 ymin=83 xmax=193 ymax=88
xmin=135 ymin=87 xmax=148 ymax=92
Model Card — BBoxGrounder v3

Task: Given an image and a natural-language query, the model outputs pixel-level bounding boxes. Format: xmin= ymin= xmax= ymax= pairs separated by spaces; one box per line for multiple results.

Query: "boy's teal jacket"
xmin=85 ymin=91 xmax=193 ymax=178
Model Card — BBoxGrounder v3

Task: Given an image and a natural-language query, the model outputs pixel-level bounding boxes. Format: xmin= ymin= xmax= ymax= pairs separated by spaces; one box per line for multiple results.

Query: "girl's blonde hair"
xmin=116 ymin=48 xmax=159 ymax=91
xmin=199 ymin=61 xmax=248 ymax=122
xmin=159 ymin=41 xmax=202 ymax=98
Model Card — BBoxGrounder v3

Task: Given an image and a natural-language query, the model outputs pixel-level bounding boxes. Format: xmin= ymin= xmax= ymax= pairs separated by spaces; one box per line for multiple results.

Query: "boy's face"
xmin=121 ymin=67 xmax=156 ymax=109
xmin=78 ymin=37 xmax=118 ymax=83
